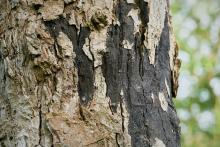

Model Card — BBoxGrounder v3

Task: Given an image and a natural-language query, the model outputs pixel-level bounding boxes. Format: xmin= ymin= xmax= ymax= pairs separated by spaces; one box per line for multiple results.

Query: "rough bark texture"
xmin=0 ymin=0 xmax=180 ymax=147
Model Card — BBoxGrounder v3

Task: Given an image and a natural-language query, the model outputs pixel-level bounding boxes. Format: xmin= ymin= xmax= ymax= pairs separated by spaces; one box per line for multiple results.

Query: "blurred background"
xmin=171 ymin=0 xmax=220 ymax=146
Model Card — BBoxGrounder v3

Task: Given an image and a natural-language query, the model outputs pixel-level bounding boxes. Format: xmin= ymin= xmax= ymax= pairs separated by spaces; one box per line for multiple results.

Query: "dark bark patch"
xmin=76 ymin=27 xmax=94 ymax=104
xmin=44 ymin=18 xmax=95 ymax=105
xmin=102 ymin=0 xmax=134 ymax=113
xmin=103 ymin=1 xmax=180 ymax=146
xmin=102 ymin=25 xmax=125 ymax=113
xmin=32 ymin=4 xmax=42 ymax=11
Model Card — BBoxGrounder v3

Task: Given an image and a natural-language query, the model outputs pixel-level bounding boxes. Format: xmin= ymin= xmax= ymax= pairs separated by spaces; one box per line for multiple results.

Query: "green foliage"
xmin=171 ymin=0 xmax=220 ymax=146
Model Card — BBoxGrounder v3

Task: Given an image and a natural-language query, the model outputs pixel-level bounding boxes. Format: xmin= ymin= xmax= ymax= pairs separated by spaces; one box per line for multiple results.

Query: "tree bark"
xmin=0 ymin=0 xmax=180 ymax=147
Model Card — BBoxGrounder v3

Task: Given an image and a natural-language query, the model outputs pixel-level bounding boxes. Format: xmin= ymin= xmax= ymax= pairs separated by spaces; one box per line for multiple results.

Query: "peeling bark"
xmin=0 ymin=0 xmax=180 ymax=147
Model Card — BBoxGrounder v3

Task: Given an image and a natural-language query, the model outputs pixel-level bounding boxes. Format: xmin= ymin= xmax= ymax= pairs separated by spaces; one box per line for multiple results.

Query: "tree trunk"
xmin=0 ymin=0 xmax=180 ymax=146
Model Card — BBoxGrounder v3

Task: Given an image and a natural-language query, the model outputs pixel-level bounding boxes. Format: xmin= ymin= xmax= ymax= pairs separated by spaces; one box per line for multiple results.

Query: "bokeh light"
xmin=171 ymin=0 xmax=220 ymax=146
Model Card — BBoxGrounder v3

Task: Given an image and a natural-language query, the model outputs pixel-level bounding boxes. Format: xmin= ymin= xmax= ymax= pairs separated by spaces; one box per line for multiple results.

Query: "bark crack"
xmin=37 ymin=86 xmax=42 ymax=146
xmin=115 ymin=133 xmax=121 ymax=147
xmin=119 ymin=97 xmax=125 ymax=132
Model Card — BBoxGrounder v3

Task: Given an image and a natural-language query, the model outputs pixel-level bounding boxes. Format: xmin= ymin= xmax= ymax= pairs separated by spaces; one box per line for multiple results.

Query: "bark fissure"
xmin=119 ymin=97 xmax=125 ymax=132
xmin=38 ymin=100 xmax=42 ymax=146
xmin=115 ymin=133 xmax=121 ymax=147
xmin=37 ymin=86 xmax=42 ymax=146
